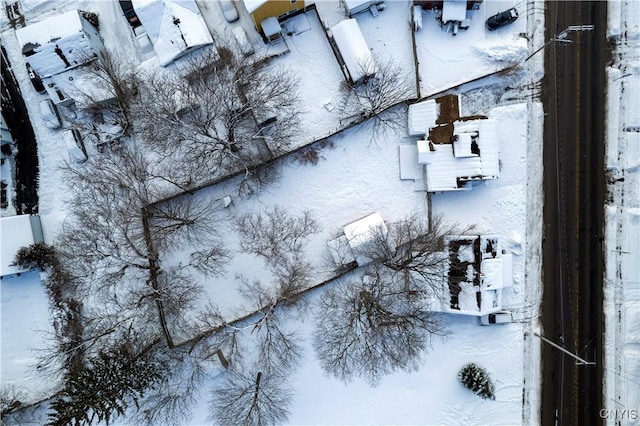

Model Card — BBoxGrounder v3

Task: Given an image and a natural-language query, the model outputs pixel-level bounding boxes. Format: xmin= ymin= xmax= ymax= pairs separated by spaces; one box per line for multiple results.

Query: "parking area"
xmin=414 ymin=0 xmax=527 ymax=96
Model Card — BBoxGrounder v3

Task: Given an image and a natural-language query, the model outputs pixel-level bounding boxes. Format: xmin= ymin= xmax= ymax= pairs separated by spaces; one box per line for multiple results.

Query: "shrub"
xmin=11 ymin=242 xmax=57 ymax=271
xmin=458 ymin=363 xmax=496 ymax=400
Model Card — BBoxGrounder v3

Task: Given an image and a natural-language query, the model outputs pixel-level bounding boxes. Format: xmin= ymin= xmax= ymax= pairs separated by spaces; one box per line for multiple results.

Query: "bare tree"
xmin=69 ymin=50 xmax=141 ymax=134
xmin=131 ymin=349 xmax=207 ymax=426
xmin=236 ymin=206 xmax=320 ymax=266
xmin=355 ymin=214 xmax=473 ymax=301
xmin=339 ymin=57 xmax=413 ymax=138
xmin=209 ymin=367 xmax=293 ymax=426
xmin=146 ymin=195 xmax=224 ymax=253
xmin=313 ymin=267 xmax=447 ymax=386
xmin=135 ymin=42 xmax=301 ymax=183
xmin=314 ymin=214 xmax=470 ymax=385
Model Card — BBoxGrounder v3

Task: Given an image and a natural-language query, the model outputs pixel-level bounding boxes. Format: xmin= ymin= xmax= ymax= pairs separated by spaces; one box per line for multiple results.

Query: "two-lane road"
xmin=541 ymin=2 xmax=607 ymax=425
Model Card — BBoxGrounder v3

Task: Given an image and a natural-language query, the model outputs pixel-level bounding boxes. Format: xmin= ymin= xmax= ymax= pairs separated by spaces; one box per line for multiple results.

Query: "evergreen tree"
xmin=11 ymin=242 xmax=57 ymax=271
xmin=458 ymin=363 xmax=496 ymax=400
xmin=47 ymin=345 xmax=163 ymax=426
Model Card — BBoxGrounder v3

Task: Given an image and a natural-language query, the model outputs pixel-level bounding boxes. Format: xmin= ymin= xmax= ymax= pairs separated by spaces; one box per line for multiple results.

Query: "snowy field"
xmin=163 ymin=119 xmax=428 ymax=325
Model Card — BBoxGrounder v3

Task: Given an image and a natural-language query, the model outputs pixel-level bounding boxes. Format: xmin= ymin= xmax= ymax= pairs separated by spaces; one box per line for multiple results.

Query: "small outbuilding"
xmin=132 ymin=0 xmax=213 ymax=67
xmin=328 ymin=212 xmax=393 ymax=268
xmin=330 ymin=19 xmax=376 ymax=84
xmin=0 ymin=215 xmax=44 ymax=279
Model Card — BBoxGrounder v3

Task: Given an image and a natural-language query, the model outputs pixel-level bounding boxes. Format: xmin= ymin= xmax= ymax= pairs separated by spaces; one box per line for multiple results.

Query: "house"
xmin=330 ymin=19 xmax=376 ymax=84
xmin=243 ymin=0 xmax=305 ymax=37
xmin=401 ymin=94 xmax=499 ymax=192
xmin=0 ymin=215 xmax=44 ymax=279
xmin=328 ymin=212 xmax=393 ymax=267
xmin=15 ymin=10 xmax=104 ymax=105
xmin=132 ymin=0 xmax=213 ymax=67
xmin=429 ymin=234 xmax=513 ymax=316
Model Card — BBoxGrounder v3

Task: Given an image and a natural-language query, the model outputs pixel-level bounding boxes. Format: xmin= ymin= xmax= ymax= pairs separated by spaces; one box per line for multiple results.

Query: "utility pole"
xmin=534 ymin=332 xmax=596 ymax=366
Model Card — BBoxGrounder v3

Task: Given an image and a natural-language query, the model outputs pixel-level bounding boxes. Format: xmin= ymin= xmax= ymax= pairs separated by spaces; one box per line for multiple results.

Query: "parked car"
xmin=219 ymin=0 xmax=239 ymax=23
xmin=232 ymin=27 xmax=254 ymax=56
xmin=63 ymin=129 xmax=88 ymax=163
xmin=39 ymin=99 xmax=61 ymax=129
xmin=480 ymin=311 xmax=512 ymax=325
xmin=119 ymin=0 xmax=141 ymax=28
xmin=134 ymin=25 xmax=153 ymax=54
xmin=26 ymin=63 xmax=45 ymax=94
xmin=486 ymin=7 xmax=518 ymax=31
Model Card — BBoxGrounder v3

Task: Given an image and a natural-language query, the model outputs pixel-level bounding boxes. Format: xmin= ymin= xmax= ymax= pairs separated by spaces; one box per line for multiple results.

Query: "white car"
xmin=480 ymin=311 xmax=512 ymax=325
xmin=39 ymin=99 xmax=61 ymax=129
xmin=232 ymin=26 xmax=254 ymax=56
xmin=219 ymin=0 xmax=238 ymax=22
xmin=63 ymin=129 xmax=88 ymax=163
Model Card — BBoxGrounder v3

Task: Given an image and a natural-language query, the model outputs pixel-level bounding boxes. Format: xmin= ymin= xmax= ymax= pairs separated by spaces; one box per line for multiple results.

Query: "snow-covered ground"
xmin=603 ymin=1 xmax=640 ymax=424
xmin=0 ymin=272 xmax=59 ymax=405
xmin=12 ymin=0 xmax=640 ymax=424
xmin=415 ymin=0 xmax=528 ymax=96
xmin=164 ymin=120 xmax=428 ymax=327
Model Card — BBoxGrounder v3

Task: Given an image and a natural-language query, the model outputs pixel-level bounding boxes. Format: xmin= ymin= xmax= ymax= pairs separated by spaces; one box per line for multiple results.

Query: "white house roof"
xmin=442 ymin=0 xmax=467 ymax=24
xmin=1 ymin=216 xmax=36 ymax=277
xmin=343 ymin=212 xmax=387 ymax=266
xmin=330 ymin=19 xmax=375 ymax=83
xmin=418 ymin=119 xmax=499 ymax=192
xmin=15 ymin=10 xmax=96 ymax=78
xmin=408 ymin=99 xmax=439 ymax=136
xmin=132 ymin=0 xmax=213 ymax=67
xmin=243 ymin=0 xmax=268 ymax=14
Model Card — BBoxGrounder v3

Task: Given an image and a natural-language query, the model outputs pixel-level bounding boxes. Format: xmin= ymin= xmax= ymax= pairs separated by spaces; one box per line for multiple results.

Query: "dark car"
xmin=119 ymin=0 xmax=141 ymax=28
xmin=26 ymin=63 xmax=45 ymax=93
xmin=486 ymin=7 xmax=518 ymax=31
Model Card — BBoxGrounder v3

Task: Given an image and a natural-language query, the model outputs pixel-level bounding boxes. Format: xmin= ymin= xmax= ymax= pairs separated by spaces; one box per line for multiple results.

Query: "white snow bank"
xmin=473 ymin=37 xmax=528 ymax=65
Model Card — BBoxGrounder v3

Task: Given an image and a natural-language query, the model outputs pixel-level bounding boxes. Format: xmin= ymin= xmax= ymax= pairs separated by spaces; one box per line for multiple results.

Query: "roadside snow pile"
xmin=473 ymin=37 xmax=527 ymax=65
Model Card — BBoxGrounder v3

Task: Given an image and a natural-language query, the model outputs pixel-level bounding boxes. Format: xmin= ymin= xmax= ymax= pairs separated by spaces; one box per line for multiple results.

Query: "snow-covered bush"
xmin=458 ymin=363 xmax=496 ymax=400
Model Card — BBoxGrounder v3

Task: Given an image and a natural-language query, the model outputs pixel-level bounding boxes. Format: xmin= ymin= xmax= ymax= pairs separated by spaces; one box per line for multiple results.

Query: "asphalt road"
xmin=541 ymin=2 xmax=607 ymax=425
xmin=1 ymin=44 xmax=39 ymax=214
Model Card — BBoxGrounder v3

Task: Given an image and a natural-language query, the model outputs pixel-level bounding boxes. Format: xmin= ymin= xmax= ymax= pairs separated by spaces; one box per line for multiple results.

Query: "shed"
xmin=343 ymin=212 xmax=390 ymax=266
xmin=15 ymin=10 xmax=103 ymax=79
xmin=330 ymin=19 xmax=376 ymax=84
xmin=0 ymin=215 xmax=44 ymax=278
xmin=132 ymin=0 xmax=213 ymax=67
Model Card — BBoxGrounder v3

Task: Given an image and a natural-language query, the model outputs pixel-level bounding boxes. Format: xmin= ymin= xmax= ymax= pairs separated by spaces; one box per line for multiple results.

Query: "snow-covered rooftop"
xmin=442 ymin=0 xmax=467 ymax=24
xmin=433 ymin=235 xmax=512 ymax=316
xmin=132 ymin=0 xmax=213 ymax=67
xmin=0 ymin=215 xmax=42 ymax=277
xmin=330 ymin=18 xmax=375 ymax=83
xmin=242 ymin=0 xmax=268 ymax=14
xmin=343 ymin=212 xmax=387 ymax=267
xmin=418 ymin=118 xmax=499 ymax=192
xmin=14 ymin=10 xmax=97 ymax=78
xmin=408 ymin=99 xmax=439 ymax=136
